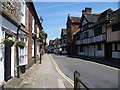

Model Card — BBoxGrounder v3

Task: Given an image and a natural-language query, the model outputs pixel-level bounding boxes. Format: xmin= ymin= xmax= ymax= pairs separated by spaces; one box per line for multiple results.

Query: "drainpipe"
xmin=16 ymin=25 xmax=21 ymax=78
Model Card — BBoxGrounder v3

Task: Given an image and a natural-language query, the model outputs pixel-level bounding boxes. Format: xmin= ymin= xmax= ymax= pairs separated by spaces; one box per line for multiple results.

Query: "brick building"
xmin=66 ymin=14 xmax=80 ymax=55
xmin=0 ymin=0 xmax=43 ymax=85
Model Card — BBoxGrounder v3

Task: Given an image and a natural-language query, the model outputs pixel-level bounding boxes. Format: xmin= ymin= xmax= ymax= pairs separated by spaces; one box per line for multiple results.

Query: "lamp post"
xmin=39 ymin=17 xmax=43 ymax=64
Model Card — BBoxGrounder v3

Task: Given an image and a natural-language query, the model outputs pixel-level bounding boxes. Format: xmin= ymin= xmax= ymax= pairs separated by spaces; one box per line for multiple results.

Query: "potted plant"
xmin=1 ymin=36 xmax=15 ymax=47
xmin=16 ymin=41 xmax=26 ymax=48
xmin=32 ymin=33 xmax=37 ymax=38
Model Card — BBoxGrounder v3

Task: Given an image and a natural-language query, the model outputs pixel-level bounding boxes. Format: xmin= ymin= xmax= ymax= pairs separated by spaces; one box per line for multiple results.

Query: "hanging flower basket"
xmin=16 ymin=41 xmax=26 ymax=48
xmin=1 ymin=36 xmax=15 ymax=47
xmin=32 ymin=33 xmax=37 ymax=38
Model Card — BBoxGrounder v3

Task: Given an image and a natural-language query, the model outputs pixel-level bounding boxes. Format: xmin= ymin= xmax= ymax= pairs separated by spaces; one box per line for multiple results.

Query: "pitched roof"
xmin=108 ymin=9 xmax=120 ymax=25
xmin=84 ymin=13 xmax=100 ymax=23
xmin=61 ymin=29 xmax=67 ymax=37
xmin=70 ymin=17 xmax=81 ymax=23
xmin=49 ymin=40 xmax=54 ymax=45
xmin=96 ymin=8 xmax=113 ymax=24
xmin=53 ymin=38 xmax=60 ymax=44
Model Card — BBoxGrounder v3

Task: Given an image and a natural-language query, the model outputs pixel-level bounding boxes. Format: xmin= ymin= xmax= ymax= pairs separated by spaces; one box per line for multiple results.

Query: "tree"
xmin=38 ymin=31 xmax=47 ymax=48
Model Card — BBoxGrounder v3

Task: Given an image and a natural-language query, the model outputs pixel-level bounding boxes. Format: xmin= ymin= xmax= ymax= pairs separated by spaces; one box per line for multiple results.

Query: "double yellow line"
xmin=49 ymin=55 xmax=74 ymax=87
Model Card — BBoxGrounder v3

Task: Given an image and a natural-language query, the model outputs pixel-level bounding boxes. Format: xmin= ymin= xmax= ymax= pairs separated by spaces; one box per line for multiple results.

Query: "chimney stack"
xmin=82 ymin=10 xmax=85 ymax=15
xmin=85 ymin=7 xmax=92 ymax=14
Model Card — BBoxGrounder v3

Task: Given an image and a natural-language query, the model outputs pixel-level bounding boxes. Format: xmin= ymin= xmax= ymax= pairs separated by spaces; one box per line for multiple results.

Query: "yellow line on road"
xmin=49 ymin=55 xmax=74 ymax=87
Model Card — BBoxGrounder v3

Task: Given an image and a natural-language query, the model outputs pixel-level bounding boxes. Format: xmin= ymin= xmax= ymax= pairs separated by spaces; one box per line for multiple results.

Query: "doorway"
xmin=4 ymin=33 xmax=12 ymax=81
xmin=105 ymin=43 xmax=112 ymax=60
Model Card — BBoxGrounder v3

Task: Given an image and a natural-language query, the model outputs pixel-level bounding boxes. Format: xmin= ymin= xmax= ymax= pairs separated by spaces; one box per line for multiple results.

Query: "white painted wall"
xmin=77 ymin=47 xmax=84 ymax=55
xmin=21 ymin=0 xmax=26 ymax=26
xmin=0 ymin=26 xmax=4 ymax=82
xmin=11 ymin=45 xmax=14 ymax=77
xmin=112 ymin=52 xmax=120 ymax=59
xmin=1 ymin=15 xmax=18 ymax=80
xmin=95 ymin=44 xmax=105 ymax=57
xmin=84 ymin=46 xmax=89 ymax=56
xmin=112 ymin=43 xmax=120 ymax=59
xmin=89 ymin=46 xmax=94 ymax=56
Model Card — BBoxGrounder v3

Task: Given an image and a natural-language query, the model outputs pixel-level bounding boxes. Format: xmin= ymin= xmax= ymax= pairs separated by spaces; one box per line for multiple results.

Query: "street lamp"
xmin=39 ymin=17 xmax=43 ymax=24
xmin=39 ymin=17 xmax=43 ymax=64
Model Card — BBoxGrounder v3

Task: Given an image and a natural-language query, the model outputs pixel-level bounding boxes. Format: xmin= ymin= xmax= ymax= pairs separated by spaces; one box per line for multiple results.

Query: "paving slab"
xmin=20 ymin=54 xmax=73 ymax=88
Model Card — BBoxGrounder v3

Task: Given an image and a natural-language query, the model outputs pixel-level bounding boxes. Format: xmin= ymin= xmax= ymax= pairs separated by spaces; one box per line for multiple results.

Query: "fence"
xmin=74 ymin=71 xmax=90 ymax=90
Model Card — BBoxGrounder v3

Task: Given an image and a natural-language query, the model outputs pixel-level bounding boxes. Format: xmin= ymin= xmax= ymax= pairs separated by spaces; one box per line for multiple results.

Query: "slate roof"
xmin=70 ymin=17 xmax=81 ymax=23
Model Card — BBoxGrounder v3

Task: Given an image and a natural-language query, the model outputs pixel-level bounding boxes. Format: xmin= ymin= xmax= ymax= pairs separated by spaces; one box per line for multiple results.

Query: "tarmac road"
xmin=51 ymin=54 xmax=119 ymax=88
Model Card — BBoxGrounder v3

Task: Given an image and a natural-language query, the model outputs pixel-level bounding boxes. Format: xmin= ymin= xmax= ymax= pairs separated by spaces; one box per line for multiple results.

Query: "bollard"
xmin=74 ymin=71 xmax=80 ymax=90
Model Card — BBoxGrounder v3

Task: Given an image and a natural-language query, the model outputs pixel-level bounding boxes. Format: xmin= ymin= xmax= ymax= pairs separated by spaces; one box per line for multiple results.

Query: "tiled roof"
xmin=53 ymin=38 xmax=60 ymax=44
xmin=108 ymin=9 xmax=120 ymax=25
xmin=84 ymin=13 xmax=100 ymax=23
xmin=70 ymin=17 xmax=81 ymax=23
xmin=61 ymin=29 xmax=67 ymax=36
xmin=96 ymin=8 xmax=113 ymax=24
xmin=49 ymin=40 xmax=54 ymax=45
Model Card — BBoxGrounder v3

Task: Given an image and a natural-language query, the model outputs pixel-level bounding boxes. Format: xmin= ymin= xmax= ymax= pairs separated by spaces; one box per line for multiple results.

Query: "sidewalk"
xmin=5 ymin=54 xmax=73 ymax=88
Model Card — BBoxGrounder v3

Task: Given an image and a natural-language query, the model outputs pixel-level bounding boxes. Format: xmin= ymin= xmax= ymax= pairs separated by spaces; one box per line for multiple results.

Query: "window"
xmin=83 ymin=24 xmax=89 ymax=31
xmin=112 ymin=23 xmax=120 ymax=32
xmin=84 ymin=32 xmax=89 ymax=39
xmin=19 ymin=37 xmax=28 ymax=66
xmin=97 ymin=44 xmax=101 ymax=50
xmin=94 ymin=25 xmax=102 ymax=36
xmin=80 ymin=46 xmax=83 ymax=52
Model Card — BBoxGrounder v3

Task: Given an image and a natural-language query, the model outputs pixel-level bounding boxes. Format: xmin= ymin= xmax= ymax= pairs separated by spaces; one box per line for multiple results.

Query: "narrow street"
xmin=1 ymin=1 xmax=120 ymax=89
xmin=51 ymin=54 xmax=118 ymax=88
xmin=5 ymin=54 xmax=73 ymax=88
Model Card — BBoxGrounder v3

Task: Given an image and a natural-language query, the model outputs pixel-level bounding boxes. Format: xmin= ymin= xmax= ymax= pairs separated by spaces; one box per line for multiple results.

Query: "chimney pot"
xmin=85 ymin=7 xmax=92 ymax=14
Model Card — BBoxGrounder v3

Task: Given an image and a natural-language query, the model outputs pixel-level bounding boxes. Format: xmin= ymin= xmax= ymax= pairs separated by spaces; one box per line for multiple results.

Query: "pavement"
xmin=4 ymin=54 xmax=73 ymax=89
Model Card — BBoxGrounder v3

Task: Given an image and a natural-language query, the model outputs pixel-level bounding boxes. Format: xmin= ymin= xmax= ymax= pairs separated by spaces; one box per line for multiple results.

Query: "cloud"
xmin=34 ymin=3 xmax=80 ymax=10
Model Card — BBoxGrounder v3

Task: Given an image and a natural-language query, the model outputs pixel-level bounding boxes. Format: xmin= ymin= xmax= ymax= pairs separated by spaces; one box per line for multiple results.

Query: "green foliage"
xmin=38 ymin=31 xmax=47 ymax=44
xmin=16 ymin=41 xmax=26 ymax=47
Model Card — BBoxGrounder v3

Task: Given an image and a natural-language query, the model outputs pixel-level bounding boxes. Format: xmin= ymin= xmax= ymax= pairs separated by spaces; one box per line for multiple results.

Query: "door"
xmin=105 ymin=43 xmax=112 ymax=60
xmin=4 ymin=33 xmax=12 ymax=81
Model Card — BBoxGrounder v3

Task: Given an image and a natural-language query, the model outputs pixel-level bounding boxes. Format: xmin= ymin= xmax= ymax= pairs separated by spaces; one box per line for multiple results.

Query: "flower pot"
xmin=32 ymin=34 xmax=37 ymax=38
xmin=5 ymin=41 xmax=14 ymax=47
xmin=18 ymin=45 xmax=25 ymax=49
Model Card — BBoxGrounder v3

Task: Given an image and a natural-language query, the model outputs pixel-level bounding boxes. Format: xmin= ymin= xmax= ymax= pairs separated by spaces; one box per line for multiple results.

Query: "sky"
xmin=33 ymin=2 xmax=119 ymax=43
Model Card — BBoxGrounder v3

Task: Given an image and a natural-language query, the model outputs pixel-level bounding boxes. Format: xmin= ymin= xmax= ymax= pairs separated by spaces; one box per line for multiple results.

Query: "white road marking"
xmin=58 ymin=79 xmax=66 ymax=88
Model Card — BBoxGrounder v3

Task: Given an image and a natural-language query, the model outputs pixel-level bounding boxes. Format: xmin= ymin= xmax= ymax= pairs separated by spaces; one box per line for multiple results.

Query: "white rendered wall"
xmin=95 ymin=44 xmax=105 ymax=57
xmin=112 ymin=52 xmax=120 ymax=59
xmin=0 ymin=26 xmax=4 ymax=82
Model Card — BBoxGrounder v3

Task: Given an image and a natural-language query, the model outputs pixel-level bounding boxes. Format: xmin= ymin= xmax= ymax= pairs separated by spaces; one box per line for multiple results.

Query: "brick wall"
xmin=27 ymin=9 xmax=34 ymax=69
